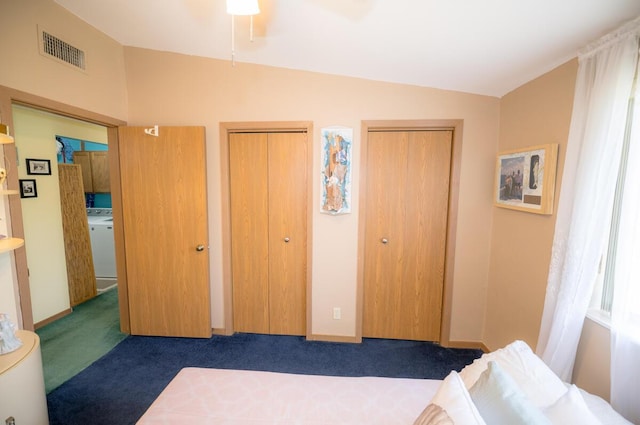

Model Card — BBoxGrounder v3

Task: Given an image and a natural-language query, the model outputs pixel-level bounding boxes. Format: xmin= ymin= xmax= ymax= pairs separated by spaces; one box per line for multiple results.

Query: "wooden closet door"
xmin=363 ymin=130 xmax=452 ymax=341
xmin=230 ymin=133 xmax=270 ymax=333
xmin=268 ymin=132 xmax=307 ymax=335
xmin=229 ymin=131 xmax=307 ymax=336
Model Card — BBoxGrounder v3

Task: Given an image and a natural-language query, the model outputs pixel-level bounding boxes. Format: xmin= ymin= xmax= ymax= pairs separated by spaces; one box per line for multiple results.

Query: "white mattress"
xmin=137 ymin=368 xmax=441 ymax=424
xmin=137 ymin=367 xmax=632 ymax=425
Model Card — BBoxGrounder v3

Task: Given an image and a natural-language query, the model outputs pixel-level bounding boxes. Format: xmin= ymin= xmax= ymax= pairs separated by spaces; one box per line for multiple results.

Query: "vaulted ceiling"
xmin=54 ymin=0 xmax=640 ymax=97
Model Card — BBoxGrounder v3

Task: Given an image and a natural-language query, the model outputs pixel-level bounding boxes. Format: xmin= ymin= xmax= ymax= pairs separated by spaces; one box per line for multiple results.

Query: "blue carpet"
xmin=46 ymin=333 xmax=482 ymax=425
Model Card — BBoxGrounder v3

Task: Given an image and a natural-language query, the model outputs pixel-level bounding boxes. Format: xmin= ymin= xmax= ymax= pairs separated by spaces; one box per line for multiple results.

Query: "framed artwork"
xmin=321 ymin=127 xmax=352 ymax=215
xmin=26 ymin=158 xmax=52 ymax=175
xmin=494 ymin=144 xmax=558 ymax=215
xmin=19 ymin=179 xmax=38 ymax=198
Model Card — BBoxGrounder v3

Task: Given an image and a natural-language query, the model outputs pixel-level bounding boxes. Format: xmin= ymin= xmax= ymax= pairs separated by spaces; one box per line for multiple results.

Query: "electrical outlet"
xmin=6 ymin=416 xmax=15 ymax=425
xmin=333 ymin=307 xmax=341 ymax=320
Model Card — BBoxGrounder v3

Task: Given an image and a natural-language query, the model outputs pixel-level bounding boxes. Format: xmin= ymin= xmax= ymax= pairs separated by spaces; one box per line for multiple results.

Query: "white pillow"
xmin=459 ymin=340 xmax=567 ymax=407
xmin=427 ymin=371 xmax=486 ymax=425
xmin=543 ymin=385 xmax=602 ymax=425
xmin=469 ymin=361 xmax=551 ymax=425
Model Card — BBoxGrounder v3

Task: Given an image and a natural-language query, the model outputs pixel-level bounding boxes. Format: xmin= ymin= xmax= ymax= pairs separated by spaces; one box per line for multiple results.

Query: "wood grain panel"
xmin=90 ymin=151 xmax=110 ymax=193
xmin=58 ymin=164 xmax=97 ymax=306
xmin=363 ymin=130 xmax=453 ymax=341
xmin=268 ymin=132 xmax=307 ymax=335
xmin=363 ymin=132 xmax=409 ymax=338
xmin=118 ymin=126 xmax=210 ymax=338
xmin=400 ymin=131 xmax=452 ymax=340
xmin=229 ymin=133 xmax=270 ymax=333
xmin=72 ymin=152 xmax=93 ymax=193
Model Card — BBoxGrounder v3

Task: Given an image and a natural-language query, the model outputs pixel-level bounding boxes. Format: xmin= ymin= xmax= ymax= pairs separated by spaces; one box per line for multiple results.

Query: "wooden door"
xmin=118 ymin=126 xmax=211 ymax=337
xmin=268 ymin=132 xmax=307 ymax=335
xmin=363 ymin=130 xmax=452 ymax=341
xmin=229 ymin=131 xmax=307 ymax=335
xmin=58 ymin=164 xmax=97 ymax=306
xmin=229 ymin=133 xmax=270 ymax=333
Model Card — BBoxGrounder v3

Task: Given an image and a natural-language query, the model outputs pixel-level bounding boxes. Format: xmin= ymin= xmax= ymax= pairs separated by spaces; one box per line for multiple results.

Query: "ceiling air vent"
xmin=40 ymin=30 xmax=86 ymax=71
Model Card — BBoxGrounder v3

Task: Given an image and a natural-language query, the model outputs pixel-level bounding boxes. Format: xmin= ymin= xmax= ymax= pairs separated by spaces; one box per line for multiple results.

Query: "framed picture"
xmin=320 ymin=127 xmax=353 ymax=215
xmin=19 ymin=179 xmax=38 ymax=199
xmin=494 ymin=144 xmax=558 ymax=215
xmin=26 ymin=158 xmax=51 ymax=175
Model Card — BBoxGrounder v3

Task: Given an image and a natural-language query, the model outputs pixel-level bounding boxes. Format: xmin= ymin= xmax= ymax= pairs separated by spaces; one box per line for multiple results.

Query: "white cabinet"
xmin=0 ymin=330 xmax=49 ymax=424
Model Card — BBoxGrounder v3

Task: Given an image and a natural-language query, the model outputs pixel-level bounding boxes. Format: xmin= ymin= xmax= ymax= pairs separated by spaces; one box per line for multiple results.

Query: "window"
xmin=590 ymin=63 xmax=640 ymax=329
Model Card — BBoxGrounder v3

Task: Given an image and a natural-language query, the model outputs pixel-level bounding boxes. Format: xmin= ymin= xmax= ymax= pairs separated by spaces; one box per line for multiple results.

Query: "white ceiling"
xmin=53 ymin=0 xmax=640 ymax=97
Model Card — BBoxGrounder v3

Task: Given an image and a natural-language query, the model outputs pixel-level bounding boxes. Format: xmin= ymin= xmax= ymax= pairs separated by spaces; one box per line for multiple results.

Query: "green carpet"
xmin=36 ymin=288 xmax=126 ymax=393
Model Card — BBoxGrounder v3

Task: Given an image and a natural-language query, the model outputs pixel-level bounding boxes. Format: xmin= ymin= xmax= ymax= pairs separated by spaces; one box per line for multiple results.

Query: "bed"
xmin=137 ymin=340 xmax=632 ymax=424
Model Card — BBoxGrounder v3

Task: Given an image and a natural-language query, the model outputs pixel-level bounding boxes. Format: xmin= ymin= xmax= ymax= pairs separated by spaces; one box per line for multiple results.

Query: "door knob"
xmin=196 ymin=244 xmax=205 ymax=252
xmin=284 ymin=237 xmax=290 ymax=243
xmin=381 ymin=238 xmax=388 ymax=244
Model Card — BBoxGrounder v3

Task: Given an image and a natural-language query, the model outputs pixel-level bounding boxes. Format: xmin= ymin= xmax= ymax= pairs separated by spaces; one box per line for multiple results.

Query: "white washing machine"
xmin=87 ymin=208 xmax=116 ymax=279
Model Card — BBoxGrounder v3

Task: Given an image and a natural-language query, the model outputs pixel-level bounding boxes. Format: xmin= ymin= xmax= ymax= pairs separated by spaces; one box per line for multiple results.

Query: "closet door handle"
xmin=196 ymin=244 xmax=205 ymax=252
xmin=283 ymin=237 xmax=290 ymax=243
xmin=381 ymin=238 xmax=388 ymax=244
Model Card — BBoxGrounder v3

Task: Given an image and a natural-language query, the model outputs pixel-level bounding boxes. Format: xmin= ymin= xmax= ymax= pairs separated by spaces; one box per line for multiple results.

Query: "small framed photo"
xmin=26 ymin=158 xmax=51 ymax=175
xmin=494 ymin=144 xmax=558 ymax=215
xmin=19 ymin=179 xmax=38 ymax=198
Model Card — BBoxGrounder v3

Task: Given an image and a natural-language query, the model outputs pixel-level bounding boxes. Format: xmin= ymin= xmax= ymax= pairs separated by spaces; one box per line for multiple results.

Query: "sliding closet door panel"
xmin=230 ymin=133 xmax=270 ymax=334
xmin=401 ymin=131 xmax=452 ymax=341
xmin=268 ymin=132 xmax=307 ymax=335
xmin=363 ymin=131 xmax=410 ymax=339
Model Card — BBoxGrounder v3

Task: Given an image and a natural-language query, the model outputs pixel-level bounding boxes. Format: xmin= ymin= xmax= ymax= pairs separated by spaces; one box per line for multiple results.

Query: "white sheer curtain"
xmin=536 ymin=18 xmax=640 ymax=382
xmin=610 ymin=68 xmax=640 ymax=423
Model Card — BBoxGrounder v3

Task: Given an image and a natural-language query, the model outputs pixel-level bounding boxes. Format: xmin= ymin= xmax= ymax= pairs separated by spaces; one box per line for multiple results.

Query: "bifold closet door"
xmin=230 ymin=132 xmax=307 ymax=336
xmin=230 ymin=133 xmax=270 ymax=334
xmin=268 ymin=132 xmax=307 ymax=335
xmin=363 ymin=130 xmax=452 ymax=341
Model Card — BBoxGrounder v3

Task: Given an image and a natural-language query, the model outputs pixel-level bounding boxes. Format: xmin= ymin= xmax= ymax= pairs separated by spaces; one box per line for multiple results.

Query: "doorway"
xmin=0 ymin=85 xmax=128 ymax=332
xmin=1 ymin=94 xmax=127 ymax=393
xmin=12 ymin=104 xmax=116 ymax=326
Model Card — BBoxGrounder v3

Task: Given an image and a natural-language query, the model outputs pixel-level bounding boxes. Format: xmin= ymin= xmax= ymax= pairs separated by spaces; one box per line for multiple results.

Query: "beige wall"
xmin=0 ymin=0 xmax=128 ymax=122
xmin=485 ymin=59 xmax=578 ymax=351
xmin=487 ymin=59 xmax=613 ymax=397
xmin=12 ymin=104 xmax=107 ymax=324
xmin=573 ymin=317 xmax=611 ymax=400
xmin=123 ymin=47 xmax=500 ymax=340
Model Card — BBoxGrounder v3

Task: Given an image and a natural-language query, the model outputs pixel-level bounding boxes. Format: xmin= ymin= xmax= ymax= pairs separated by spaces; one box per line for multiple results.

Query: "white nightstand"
xmin=0 ymin=330 xmax=49 ymax=424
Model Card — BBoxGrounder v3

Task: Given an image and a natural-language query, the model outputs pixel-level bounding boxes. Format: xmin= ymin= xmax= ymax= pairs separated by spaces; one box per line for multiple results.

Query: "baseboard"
xmin=444 ymin=340 xmax=490 ymax=353
xmin=306 ymin=334 xmax=361 ymax=343
xmin=34 ymin=308 xmax=73 ymax=329
xmin=212 ymin=327 xmax=233 ymax=336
